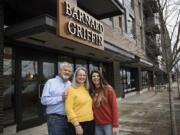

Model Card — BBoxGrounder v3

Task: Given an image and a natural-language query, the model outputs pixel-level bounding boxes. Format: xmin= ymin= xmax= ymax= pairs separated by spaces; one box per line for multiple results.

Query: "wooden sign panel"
xmin=57 ymin=0 xmax=104 ymax=50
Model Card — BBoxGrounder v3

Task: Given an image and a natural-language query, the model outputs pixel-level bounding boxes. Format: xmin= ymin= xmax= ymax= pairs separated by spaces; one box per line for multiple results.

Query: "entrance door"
xmin=16 ymin=49 xmax=57 ymax=131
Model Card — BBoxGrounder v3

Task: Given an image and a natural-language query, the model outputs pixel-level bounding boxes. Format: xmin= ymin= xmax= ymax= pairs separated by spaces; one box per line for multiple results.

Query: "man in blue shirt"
xmin=41 ymin=62 xmax=73 ymax=135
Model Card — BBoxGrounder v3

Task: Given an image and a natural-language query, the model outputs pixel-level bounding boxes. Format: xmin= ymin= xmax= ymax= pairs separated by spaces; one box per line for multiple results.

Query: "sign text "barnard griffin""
xmin=64 ymin=1 xmax=104 ymax=46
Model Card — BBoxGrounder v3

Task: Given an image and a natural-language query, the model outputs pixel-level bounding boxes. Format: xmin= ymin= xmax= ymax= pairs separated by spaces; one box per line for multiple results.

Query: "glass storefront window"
xmin=2 ymin=46 xmax=110 ymax=128
xmin=89 ymin=62 xmax=99 ymax=75
xmin=43 ymin=62 xmax=55 ymax=79
xmin=127 ymin=71 xmax=131 ymax=88
xmin=58 ymin=56 xmax=74 ymax=71
xmin=21 ymin=60 xmax=38 ymax=121
xmin=58 ymin=56 xmax=106 ymax=81
xmin=142 ymin=70 xmax=149 ymax=88
xmin=99 ymin=63 xmax=109 ymax=80
xmin=75 ymin=59 xmax=87 ymax=69
xmin=120 ymin=67 xmax=135 ymax=93
xmin=3 ymin=59 xmax=12 ymax=76
xmin=3 ymin=47 xmax=15 ymax=126
xmin=21 ymin=61 xmax=38 ymax=80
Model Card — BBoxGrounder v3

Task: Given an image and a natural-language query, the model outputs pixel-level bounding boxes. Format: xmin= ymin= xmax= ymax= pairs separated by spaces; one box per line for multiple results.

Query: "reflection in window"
xmin=127 ymin=71 xmax=131 ymax=87
xmin=3 ymin=47 xmax=15 ymax=126
xmin=22 ymin=61 xmax=38 ymax=81
xmin=89 ymin=62 xmax=99 ymax=75
xmin=142 ymin=71 xmax=149 ymax=88
xmin=120 ymin=67 xmax=135 ymax=93
xmin=99 ymin=63 xmax=108 ymax=80
xmin=3 ymin=59 xmax=12 ymax=76
xmin=21 ymin=60 xmax=38 ymax=121
xmin=75 ymin=59 xmax=87 ymax=69
xmin=58 ymin=56 xmax=74 ymax=71
xmin=43 ymin=62 xmax=55 ymax=79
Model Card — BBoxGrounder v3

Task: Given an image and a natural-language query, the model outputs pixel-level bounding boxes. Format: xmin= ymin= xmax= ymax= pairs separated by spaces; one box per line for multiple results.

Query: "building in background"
xmin=143 ymin=0 xmax=168 ymax=85
xmin=0 ymin=0 xmax=166 ymax=133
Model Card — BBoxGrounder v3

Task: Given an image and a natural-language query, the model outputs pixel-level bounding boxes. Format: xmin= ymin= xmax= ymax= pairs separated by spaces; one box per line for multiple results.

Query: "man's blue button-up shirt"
xmin=41 ymin=75 xmax=71 ymax=115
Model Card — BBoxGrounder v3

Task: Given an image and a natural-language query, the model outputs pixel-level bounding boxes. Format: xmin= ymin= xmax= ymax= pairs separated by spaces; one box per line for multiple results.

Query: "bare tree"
xmin=155 ymin=0 xmax=180 ymax=134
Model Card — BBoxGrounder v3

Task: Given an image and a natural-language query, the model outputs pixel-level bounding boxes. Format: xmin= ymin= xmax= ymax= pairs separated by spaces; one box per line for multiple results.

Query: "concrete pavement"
xmin=3 ymin=124 xmax=48 ymax=135
xmin=3 ymin=84 xmax=180 ymax=135
xmin=172 ymin=84 xmax=180 ymax=135
xmin=119 ymin=88 xmax=171 ymax=135
xmin=119 ymin=83 xmax=180 ymax=135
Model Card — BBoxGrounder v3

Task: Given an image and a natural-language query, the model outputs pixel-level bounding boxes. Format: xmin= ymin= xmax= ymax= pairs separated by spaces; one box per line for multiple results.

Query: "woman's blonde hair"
xmin=71 ymin=67 xmax=89 ymax=90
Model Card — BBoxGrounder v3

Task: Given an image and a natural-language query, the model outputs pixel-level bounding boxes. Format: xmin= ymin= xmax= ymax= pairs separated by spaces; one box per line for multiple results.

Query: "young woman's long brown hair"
xmin=89 ymin=70 xmax=109 ymax=107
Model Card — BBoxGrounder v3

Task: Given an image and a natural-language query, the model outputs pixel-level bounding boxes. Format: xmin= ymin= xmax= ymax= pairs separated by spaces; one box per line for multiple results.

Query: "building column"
xmin=134 ymin=67 xmax=142 ymax=93
xmin=103 ymin=61 xmax=121 ymax=97
xmin=105 ymin=63 xmax=114 ymax=88
xmin=148 ymin=71 xmax=155 ymax=87
xmin=112 ymin=61 xmax=121 ymax=97
xmin=0 ymin=1 xmax=4 ymax=133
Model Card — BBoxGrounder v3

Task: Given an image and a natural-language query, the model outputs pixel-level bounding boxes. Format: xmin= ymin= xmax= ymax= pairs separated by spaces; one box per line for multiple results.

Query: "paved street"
xmin=3 ymin=84 xmax=180 ymax=135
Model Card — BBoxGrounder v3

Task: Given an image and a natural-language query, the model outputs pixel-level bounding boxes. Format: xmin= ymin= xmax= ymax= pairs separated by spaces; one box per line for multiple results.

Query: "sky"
xmin=164 ymin=0 xmax=180 ymax=43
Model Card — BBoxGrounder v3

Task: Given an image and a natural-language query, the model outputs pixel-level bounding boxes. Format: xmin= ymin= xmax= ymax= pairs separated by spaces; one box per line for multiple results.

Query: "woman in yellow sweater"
xmin=65 ymin=67 xmax=94 ymax=135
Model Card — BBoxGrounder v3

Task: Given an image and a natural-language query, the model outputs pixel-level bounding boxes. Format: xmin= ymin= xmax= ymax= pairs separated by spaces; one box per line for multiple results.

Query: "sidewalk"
xmin=4 ymin=85 xmax=180 ymax=135
xmin=118 ymin=88 xmax=171 ymax=135
xmin=3 ymin=124 xmax=48 ymax=135
xmin=172 ymin=83 xmax=180 ymax=135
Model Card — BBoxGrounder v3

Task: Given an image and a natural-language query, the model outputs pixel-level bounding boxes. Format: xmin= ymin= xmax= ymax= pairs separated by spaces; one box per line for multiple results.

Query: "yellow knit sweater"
xmin=65 ymin=85 xmax=94 ymax=124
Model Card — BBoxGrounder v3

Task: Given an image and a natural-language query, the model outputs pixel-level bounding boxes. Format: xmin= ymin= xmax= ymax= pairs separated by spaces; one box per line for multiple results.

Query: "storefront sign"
xmin=57 ymin=0 xmax=104 ymax=50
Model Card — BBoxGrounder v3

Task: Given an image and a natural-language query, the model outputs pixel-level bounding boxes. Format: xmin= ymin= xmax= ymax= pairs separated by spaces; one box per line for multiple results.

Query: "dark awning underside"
xmin=77 ymin=0 xmax=124 ymax=19
xmin=4 ymin=0 xmax=124 ymax=25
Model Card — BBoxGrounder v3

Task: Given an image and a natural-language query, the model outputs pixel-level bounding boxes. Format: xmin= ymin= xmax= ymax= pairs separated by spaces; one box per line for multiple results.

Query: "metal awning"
xmin=77 ymin=0 xmax=124 ymax=19
xmin=104 ymin=41 xmax=136 ymax=62
xmin=5 ymin=15 xmax=127 ymax=62
xmin=120 ymin=55 xmax=154 ymax=68
xmin=139 ymin=58 xmax=153 ymax=67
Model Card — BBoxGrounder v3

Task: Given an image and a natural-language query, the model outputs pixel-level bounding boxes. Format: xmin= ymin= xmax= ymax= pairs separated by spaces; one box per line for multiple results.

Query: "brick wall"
xmin=0 ymin=2 xmax=4 ymax=133
xmin=104 ymin=0 xmax=147 ymax=59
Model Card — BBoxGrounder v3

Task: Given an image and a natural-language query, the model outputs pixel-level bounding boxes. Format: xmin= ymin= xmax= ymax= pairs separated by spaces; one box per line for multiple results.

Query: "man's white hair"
xmin=59 ymin=62 xmax=73 ymax=71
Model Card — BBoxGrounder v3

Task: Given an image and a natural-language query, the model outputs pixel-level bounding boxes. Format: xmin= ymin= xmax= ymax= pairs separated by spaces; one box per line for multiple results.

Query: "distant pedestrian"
xmin=89 ymin=70 xmax=119 ymax=135
xmin=65 ymin=67 xmax=95 ymax=135
xmin=41 ymin=62 xmax=73 ymax=135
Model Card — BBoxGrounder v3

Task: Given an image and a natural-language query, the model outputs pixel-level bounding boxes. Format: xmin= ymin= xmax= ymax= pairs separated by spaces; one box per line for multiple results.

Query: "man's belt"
xmin=49 ymin=113 xmax=67 ymax=118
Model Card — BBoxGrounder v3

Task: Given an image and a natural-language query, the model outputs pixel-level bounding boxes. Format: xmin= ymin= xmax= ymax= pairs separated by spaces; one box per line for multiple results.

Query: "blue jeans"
xmin=95 ymin=124 xmax=113 ymax=135
xmin=47 ymin=114 xmax=68 ymax=135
